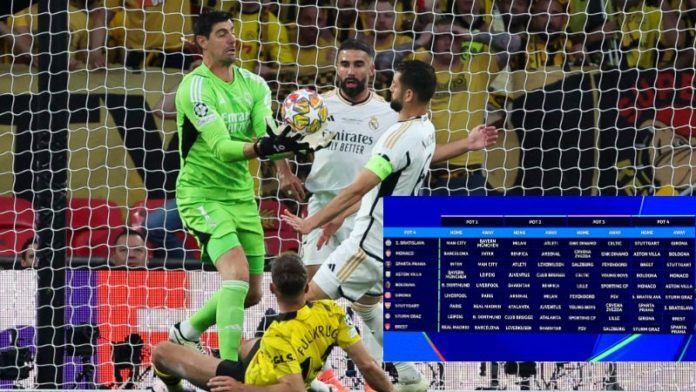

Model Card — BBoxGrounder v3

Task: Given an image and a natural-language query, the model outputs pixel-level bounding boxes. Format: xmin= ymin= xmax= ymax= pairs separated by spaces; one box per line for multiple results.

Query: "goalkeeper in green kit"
xmin=169 ymin=11 xmax=308 ymax=361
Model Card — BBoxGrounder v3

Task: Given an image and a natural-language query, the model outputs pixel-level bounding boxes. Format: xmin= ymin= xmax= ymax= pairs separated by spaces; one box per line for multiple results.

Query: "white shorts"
xmin=301 ymin=193 xmax=355 ymax=266
xmin=313 ymin=238 xmax=382 ymax=302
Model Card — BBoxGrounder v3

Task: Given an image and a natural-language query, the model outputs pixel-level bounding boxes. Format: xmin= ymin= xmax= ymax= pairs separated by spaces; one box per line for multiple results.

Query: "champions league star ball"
xmin=281 ymin=88 xmax=329 ymax=135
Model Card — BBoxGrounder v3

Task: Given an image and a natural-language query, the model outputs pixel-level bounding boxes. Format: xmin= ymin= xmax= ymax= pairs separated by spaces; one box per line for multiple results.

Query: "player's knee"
xmin=151 ymin=342 xmax=170 ymax=367
xmin=215 ymin=247 xmax=250 ymax=280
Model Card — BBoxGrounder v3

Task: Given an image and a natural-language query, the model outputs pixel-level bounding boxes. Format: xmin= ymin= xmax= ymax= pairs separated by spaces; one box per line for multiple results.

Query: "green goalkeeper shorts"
xmin=177 ymin=198 xmax=265 ymax=274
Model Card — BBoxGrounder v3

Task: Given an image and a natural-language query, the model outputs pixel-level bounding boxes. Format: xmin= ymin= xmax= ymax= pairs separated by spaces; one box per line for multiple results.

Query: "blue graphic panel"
xmin=383 ymin=197 xmax=696 ymax=361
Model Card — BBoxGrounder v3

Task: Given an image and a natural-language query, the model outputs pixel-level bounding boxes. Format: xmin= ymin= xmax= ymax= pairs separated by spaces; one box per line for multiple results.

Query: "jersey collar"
xmin=276 ymin=303 xmax=312 ymax=321
xmin=337 ymin=89 xmax=372 ymax=106
xmin=398 ymin=114 xmax=428 ymax=123
xmin=200 ymin=62 xmax=238 ymax=84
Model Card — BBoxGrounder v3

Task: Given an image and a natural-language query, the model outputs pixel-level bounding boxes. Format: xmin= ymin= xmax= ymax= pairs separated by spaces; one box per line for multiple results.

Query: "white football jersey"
xmin=350 ymin=115 xmax=436 ymax=261
xmin=305 ymin=89 xmax=398 ymax=194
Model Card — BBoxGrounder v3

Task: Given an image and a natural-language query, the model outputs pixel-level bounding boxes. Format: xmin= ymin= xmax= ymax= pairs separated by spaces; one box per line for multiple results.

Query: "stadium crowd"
xmin=1 ymin=0 xmax=692 ymax=73
xmin=2 ymin=0 xmax=694 ymax=263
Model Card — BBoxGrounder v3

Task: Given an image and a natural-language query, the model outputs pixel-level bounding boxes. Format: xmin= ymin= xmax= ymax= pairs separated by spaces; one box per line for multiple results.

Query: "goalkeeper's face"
xmin=202 ymin=20 xmax=237 ymax=65
xmin=337 ymin=49 xmax=374 ymax=99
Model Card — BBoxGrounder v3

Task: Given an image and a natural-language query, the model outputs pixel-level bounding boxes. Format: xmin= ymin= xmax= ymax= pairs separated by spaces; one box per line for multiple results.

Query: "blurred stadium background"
xmin=1 ymin=0 xmax=696 ymax=390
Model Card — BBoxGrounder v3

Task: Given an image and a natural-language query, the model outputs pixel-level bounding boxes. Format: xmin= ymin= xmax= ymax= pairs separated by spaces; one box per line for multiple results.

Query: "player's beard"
xmin=390 ymin=96 xmax=403 ymax=112
xmin=339 ymin=76 xmax=367 ymax=98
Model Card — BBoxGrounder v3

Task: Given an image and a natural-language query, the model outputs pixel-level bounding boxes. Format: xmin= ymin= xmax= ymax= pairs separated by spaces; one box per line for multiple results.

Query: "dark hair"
xmin=271 ymin=253 xmax=308 ymax=299
xmin=194 ymin=11 xmax=233 ymax=38
xmin=112 ymin=228 xmax=145 ymax=247
xmin=394 ymin=60 xmax=437 ymax=103
xmin=338 ymin=39 xmax=375 ymax=59
xmin=21 ymin=236 xmax=37 ymax=253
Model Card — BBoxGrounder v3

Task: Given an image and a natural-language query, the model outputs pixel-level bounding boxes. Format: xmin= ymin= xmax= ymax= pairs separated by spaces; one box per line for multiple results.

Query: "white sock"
xmin=351 ymin=302 xmax=383 ymax=346
xmin=310 ymin=378 xmax=331 ymax=392
xmin=321 ymin=359 xmax=332 ymax=372
xmin=362 ymin=327 xmax=383 ymax=363
xmin=180 ymin=319 xmax=202 ymax=340
xmin=394 ymin=362 xmax=422 ymax=384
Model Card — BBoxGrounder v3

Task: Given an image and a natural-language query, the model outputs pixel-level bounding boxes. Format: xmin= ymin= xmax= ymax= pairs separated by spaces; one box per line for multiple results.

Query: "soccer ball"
xmin=281 ymin=88 xmax=329 ymax=135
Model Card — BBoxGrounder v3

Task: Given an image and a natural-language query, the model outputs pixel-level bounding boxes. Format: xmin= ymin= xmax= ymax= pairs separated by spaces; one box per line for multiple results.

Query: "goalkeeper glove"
xmin=254 ymin=123 xmax=310 ymax=158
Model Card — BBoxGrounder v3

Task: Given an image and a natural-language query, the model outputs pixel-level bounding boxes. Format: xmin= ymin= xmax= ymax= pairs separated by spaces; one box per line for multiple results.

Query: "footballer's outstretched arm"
xmin=344 ymin=341 xmax=395 ymax=392
xmin=200 ymin=126 xmax=259 ymax=161
xmin=177 ymin=76 xmax=259 ymax=162
xmin=316 ymin=200 xmax=362 ymax=249
xmin=431 ymin=124 xmax=499 ymax=166
xmin=283 ymin=167 xmax=383 ymax=235
xmin=273 ymin=159 xmax=306 ymax=201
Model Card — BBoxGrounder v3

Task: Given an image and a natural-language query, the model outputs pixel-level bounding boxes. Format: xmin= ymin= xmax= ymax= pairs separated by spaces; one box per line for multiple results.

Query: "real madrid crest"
xmin=368 ymin=116 xmax=379 ymax=131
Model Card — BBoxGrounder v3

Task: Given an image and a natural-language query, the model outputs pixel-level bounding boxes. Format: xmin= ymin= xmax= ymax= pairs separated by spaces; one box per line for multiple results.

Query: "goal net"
xmin=0 ymin=0 xmax=695 ymax=390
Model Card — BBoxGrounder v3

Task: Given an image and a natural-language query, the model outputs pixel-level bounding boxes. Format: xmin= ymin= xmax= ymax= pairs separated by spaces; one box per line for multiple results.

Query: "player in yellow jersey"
xmin=153 ymin=253 xmax=394 ymax=392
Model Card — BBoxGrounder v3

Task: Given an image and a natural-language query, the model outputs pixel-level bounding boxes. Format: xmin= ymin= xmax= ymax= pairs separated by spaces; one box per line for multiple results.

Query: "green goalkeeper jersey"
xmin=175 ymin=64 xmax=272 ymax=202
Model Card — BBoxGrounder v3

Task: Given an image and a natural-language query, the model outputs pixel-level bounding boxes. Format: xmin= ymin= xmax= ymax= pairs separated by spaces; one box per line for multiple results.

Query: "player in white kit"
xmin=302 ymin=39 xmax=398 ymax=278
xmin=285 ymin=60 xmax=499 ymax=392
xmin=301 ymin=39 xmax=404 ymax=392
xmin=303 ymin=39 xmax=497 ymax=276
xmin=301 ymin=40 xmax=497 ymax=391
